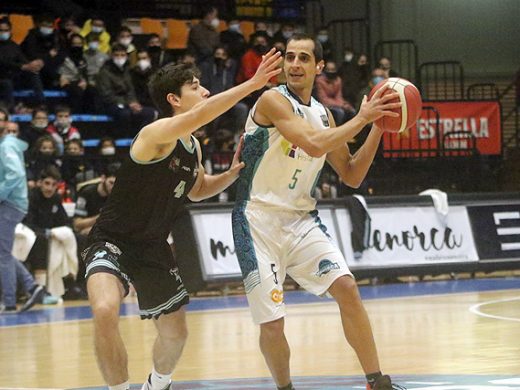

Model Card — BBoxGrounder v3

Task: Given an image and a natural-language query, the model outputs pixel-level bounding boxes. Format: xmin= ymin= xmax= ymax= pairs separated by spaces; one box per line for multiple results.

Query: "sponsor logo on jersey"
xmin=270 ymin=288 xmax=284 ymax=304
xmin=168 ymin=156 xmax=181 ymax=172
xmin=320 ymin=114 xmax=330 ymax=127
xmin=280 ymin=139 xmax=313 ymax=161
xmin=316 ymin=259 xmax=340 ymax=277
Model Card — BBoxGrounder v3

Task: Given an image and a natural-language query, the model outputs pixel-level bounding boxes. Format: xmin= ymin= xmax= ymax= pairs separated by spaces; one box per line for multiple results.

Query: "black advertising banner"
xmin=467 ymin=205 xmax=520 ymax=260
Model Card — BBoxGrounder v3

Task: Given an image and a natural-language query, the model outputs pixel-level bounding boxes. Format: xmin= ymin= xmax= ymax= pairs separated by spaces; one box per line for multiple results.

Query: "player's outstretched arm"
xmin=254 ymin=85 xmax=400 ymax=158
xmin=137 ymin=50 xmax=281 ymax=154
xmin=188 ymin=137 xmax=245 ymax=202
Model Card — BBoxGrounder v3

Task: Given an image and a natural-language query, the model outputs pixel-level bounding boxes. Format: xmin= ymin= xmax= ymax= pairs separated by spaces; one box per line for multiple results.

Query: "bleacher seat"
xmin=166 ymin=19 xmax=190 ymax=49
xmin=13 ymin=90 xmax=68 ymax=98
xmin=8 ymin=14 xmax=33 ymax=44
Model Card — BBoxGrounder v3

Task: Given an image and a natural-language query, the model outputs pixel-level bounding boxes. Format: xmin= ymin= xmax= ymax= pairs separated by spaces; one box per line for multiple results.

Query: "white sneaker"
xmin=141 ymin=375 xmax=172 ymax=390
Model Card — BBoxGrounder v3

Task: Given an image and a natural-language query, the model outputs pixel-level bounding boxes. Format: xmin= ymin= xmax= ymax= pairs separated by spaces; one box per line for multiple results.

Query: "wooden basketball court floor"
xmin=1 ymin=276 xmax=519 ymax=390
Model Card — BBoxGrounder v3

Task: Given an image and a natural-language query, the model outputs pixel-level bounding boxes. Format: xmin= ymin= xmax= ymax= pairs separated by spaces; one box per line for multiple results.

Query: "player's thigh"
xmin=287 ymin=227 xmax=352 ymax=296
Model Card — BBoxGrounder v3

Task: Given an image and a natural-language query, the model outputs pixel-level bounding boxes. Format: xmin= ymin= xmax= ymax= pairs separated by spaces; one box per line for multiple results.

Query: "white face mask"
xmin=113 ymin=57 xmax=127 ymax=68
xmin=0 ymin=32 xmax=11 ymax=41
xmin=40 ymin=26 xmax=54 ymax=36
xmin=101 ymin=147 xmax=116 ymax=155
xmin=91 ymin=25 xmax=104 ymax=33
xmin=317 ymin=34 xmax=328 ymax=43
xmin=88 ymin=41 xmax=99 ymax=51
xmin=228 ymin=23 xmax=241 ymax=33
xmin=210 ymin=18 xmax=220 ymax=29
xmin=282 ymin=30 xmax=293 ymax=39
xmin=137 ymin=59 xmax=151 ymax=71
xmin=119 ymin=37 xmax=132 ymax=47
xmin=344 ymin=53 xmax=354 ymax=62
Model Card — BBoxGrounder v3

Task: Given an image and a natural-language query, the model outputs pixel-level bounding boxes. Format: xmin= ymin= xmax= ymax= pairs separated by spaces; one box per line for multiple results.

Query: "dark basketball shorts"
xmin=82 ymin=239 xmax=189 ymax=319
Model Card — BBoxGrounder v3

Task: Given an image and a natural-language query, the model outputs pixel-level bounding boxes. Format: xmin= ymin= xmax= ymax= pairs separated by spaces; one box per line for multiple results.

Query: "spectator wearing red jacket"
xmin=46 ymin=104 xmax=81 ymax=155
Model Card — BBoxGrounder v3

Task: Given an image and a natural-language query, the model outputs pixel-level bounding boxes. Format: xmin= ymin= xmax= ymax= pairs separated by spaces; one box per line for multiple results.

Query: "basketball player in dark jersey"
xmin=82 ymin=49 xmax=282 ymax=390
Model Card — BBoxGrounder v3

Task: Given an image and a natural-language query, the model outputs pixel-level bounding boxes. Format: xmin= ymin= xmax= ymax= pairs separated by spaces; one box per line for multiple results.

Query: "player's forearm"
xmin=344 ymin=126 xmax=384 ymax=187
xmin=311 ymin=115 xmax=369 ymax=156
xmin=189 ymin=171 xmax=238 ymax=202
xmin=73 ymin=215 xmax=98 ymax=232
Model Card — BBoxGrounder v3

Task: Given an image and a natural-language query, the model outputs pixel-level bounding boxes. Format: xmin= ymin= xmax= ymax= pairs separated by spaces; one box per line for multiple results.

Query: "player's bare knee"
xmin=91 ymin=300 xmax=120 ymax=327
xmin=260 ymin=318 xmax=285 ymax=338
xmin=331 ymin=276 xmax=362 ymax=309
xmin=160 ymin=321 xmax=188 ymax=345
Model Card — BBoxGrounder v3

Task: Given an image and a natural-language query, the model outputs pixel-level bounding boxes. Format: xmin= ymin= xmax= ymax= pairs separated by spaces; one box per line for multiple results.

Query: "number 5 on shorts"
xmin=289 ymin=169 xmax=302 ymax=189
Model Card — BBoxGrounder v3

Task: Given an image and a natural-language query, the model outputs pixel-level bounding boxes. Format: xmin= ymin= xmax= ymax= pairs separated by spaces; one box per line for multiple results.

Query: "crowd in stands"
xmin=0 ymin=6 xmax=400 ymax=307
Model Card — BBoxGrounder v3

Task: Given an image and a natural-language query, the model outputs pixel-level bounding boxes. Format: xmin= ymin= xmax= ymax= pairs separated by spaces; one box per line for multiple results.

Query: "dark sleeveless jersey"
xmin=90 ymin=137 xmax=199 ymax=243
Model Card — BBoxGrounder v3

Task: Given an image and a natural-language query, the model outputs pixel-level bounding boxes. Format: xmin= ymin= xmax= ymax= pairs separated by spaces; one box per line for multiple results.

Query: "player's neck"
xmin=287 ymin=84 xmax=311 ymax=105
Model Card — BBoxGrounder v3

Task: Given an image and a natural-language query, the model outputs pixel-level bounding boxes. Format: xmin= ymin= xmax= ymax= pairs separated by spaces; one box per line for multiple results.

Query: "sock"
xmin=108 ymin=382 xmax=129 ymax=390
xmin=34 ymin=271 xmax=46 ymax=287
xmin=366 ymin=372 xmax=383 ymax=389
xmin=277 ymin=383 xmax=295 ymax=390
xmin=150 ymin=367 xmax=172 ymax=390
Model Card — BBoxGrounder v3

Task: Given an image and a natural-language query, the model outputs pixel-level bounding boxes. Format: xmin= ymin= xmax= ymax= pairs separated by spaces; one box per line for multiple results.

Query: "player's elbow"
xmin=341 ymin=174 xmax=363 ymax=189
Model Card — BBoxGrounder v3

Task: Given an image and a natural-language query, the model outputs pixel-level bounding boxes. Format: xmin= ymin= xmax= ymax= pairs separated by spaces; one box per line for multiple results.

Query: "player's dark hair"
xmin=287 ymin=33 xmax=323 ymax=62
xmin=148 ymin=62 xmax=201 ymax=116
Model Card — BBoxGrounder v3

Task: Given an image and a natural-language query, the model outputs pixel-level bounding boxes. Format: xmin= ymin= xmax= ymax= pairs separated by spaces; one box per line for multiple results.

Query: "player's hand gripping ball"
xmin=368 ymin=77 xmax=422 ymax=133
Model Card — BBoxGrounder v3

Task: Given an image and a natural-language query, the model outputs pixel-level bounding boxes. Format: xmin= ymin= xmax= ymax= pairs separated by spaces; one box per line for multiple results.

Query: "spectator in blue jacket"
xmin=0 ymin=107 xmax=45 ymax=313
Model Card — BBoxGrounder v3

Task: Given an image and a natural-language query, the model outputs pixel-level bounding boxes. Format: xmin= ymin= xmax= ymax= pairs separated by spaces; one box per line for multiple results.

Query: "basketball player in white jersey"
xmin=232 ymin=34 xmax=403 ymax=390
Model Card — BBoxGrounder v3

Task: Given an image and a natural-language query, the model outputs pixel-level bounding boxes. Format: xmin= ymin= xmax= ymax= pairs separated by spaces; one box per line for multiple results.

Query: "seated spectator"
xmin=339 ymin=47 xmax=359 ymax=107
xmin=187 ymin=5 xmax=221 ymax=64
xmin=116 ymin=26 xmax=137 ymax=66
xmin=21 ymin=14 xmax=65 ymax=89
xmin=219 ymin=18 xmax=247 ymax=63
xmin=236 ymin=33 xmax=271 ymax=84
xmin=316 ymin=26 xmax=334 ymax=62
xmin=0 ymin=17 xmax=45 ymax=108
xmin=80 ymin=16 xmax=111 ymax=54
xmin=23 ymin=166 xmax=79 ymax=299
xmin=57 ymin=15 xmax=81 ymax=48
xmin=130 ymin=49 xmax=154 ymax=107
xmin=84 ymin=33 xmax=109 ymax=109
xmin=59 ymin=33 xmax=97 ymax=113
xmin=94 ymin=136 xmax=119 ymax=174
xmin=26 ymin=135 xmax=62 ymax=188
xmin=147 ymin=33 xmax=174 ymax=69
xmin=200 ymin=46 xmax=247 ymax=136
xmin=315 ymin=60 xmax=356 ymax=125
xmin=249 ymin=20 xmax=271 ymax=43
xmin=73 ymin=162 xmax=118 ymax=236
xmin=20 ymin=107 xmax=50 ymax=148
xmin=357 ymin=67 xmax=388 ymax=110
xmin=96 ymin=43 xmax=156 ymax=137
xmin=46 ymin=104 xmax=81 ymax=154
xmin=61 ymin=139 xmax=96 ymax=193
xmin=272 ymin=22 xmax=295 ymax=43
xmin=5 ymin=121 xmax=20 ymax=137
xmin=378 ymin=56 xmax=399 ymax=78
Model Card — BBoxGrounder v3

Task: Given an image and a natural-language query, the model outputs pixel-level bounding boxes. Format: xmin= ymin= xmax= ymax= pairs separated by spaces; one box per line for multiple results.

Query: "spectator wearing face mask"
xmin=0 ymin=17 xmax=45 ymax=109
xmin=315 ymin=27 xmax=334 ymax=62
xmin=219 ymin=19 xmax=247 ymax=62
xmin=315 ymin=60 xmax=356 ymax=125
xmin=272 ymin=22 xmax=295 ymax=44
xmin=94 ymin=136 xmax=119 ymax=176
xmin=80 ymin=16 xmax=111 ymax=54
xmin=46 ymin=105 xmax=81 ymax=155
xmin=235 ymin=33 xmax=272 ymax=85
xmin=339 ymin=47 xmax=362 ymax=108
xmin=378 ymin=56 xmax=399 ymax=78
xmin=61 ymin=139 xmax=96 ymax=196
xmin=357 ymin=67 xmax=388 ymax=111
xmin=146 ymin=33 xmax=174 ymax=69
xmin=58 ymin=34 xmax=97 ymax=113
xmin=21 ymin=107 xmax=51 ymax=148
xmin=116 ymin=26 xmax=137 ymax=66
xmin=130 ymin=49 xmax=154 ymax=107
xmin=200 ymin=46 xmax=247 ymax=136
xmin=21 ymin=14 xmax=65 ymax=89
xmin=26 ymin=135 xmax=62 ymax=188
xmin=249 ymin=21 xmax=271 ymax=43
xmin=187 ymin=6 xmax=221 ymax=64
xmin=83 ymin=33 xmax=109 ymax=88
xmin=96 ymin=44 xmax=156 ymax=137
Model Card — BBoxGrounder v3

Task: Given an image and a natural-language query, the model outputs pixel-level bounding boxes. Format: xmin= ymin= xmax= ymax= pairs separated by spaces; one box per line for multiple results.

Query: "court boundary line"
xmin=469 ymin=296 xmax=520 ymax=322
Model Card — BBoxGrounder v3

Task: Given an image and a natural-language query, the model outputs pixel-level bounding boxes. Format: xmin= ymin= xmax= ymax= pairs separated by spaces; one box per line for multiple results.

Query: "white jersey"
xmin=235 ymin=85 xmax=330 ymax=211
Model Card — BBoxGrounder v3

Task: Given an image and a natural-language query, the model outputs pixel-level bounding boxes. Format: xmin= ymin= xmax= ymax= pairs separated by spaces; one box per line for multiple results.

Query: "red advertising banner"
xmin=383 ymin=101 xmax=501 ymax=156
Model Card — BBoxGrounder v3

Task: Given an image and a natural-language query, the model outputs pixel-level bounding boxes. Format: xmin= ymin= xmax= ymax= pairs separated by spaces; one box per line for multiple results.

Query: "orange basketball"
xmin=368 ymin=77 xmax=423 ymax=133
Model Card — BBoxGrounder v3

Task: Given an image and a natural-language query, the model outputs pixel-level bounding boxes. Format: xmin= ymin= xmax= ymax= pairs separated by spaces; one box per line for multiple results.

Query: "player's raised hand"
xmin=249 ymin=48 xmax=283 ymax=90
xmin=357 ymin=84 xmax=402 ymax=124
xmin=229 ymin=135 xmax=246 ymax=178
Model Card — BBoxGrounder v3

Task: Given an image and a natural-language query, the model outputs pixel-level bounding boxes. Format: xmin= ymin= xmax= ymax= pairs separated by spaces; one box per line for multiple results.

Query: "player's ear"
xmin=316 ymin=60 xmax=325 ymax=74
xmin=166 ymin=93 xmax=181 ymax=108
